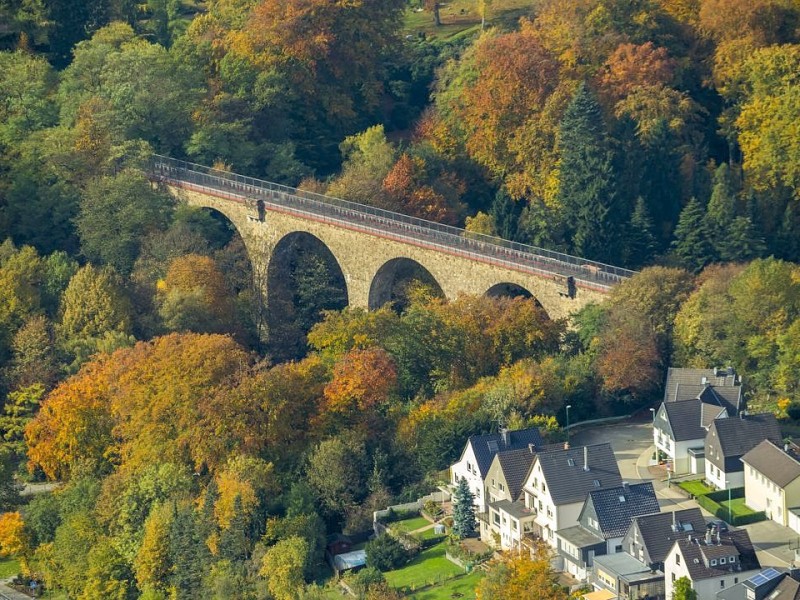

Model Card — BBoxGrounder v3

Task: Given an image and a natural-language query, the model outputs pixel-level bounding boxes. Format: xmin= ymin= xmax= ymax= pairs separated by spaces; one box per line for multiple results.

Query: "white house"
xmin=704 ymin=414 xmax=781 ymax=490
xmin=521 ymin=443 xmax=622 ymax=549
xmin=450 ymin=427 xmax=544 ymax=511
xmin=664 ymin=525 xmax=761 ymax=600
xmin=741 ymin=440 xmax=800 ymax=533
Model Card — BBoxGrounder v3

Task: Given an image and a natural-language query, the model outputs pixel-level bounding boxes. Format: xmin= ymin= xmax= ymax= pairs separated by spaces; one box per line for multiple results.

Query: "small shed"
xmin=434 ymin=523 xmax=446 ymax=535
xmin=333 ymin=549 xmax=367 ymax=576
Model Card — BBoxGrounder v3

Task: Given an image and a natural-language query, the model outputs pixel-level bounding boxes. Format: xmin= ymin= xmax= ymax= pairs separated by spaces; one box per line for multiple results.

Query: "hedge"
xmin=693 ymin=490 xmax=766 ymax=526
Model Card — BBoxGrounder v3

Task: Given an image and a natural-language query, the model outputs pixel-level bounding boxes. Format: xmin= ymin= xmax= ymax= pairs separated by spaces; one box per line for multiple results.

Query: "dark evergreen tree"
xmin=452 ymin=477 xmax=477 ymax=539
xmin=725 ymin=216 xmax=766 ymax=262
xmin=490 ymin=189 xmax=521 ymax=241
xmin=46 ymin=0 xmax=111 ymax=67
xmin=670 ymin=198 xmax=714 ymax=272
xmin=556 ymin=82 xmax=622 ymax=262
xmin=169 ymin=504 xmax=210 ymax=599
xmin=638 ymin=119 xmax=683 ymax=247
xmin=625 ymin=197 xmax=658 ymax=268
xmin=776 ymin=203 xmax=800 ymax=262
xmin=706 ymin=163 xmax=737 ymax=260
xmin=218 ymin=495 xmax=249 ymax=563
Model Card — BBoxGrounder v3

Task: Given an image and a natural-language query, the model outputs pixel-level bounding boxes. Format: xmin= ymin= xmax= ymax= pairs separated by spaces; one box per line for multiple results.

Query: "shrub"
xmin=365 ymin=535 xmax=410 ymax=571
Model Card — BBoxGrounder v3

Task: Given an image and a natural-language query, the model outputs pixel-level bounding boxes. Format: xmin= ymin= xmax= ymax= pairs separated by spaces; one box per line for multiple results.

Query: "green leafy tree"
xmin=673 ymin=576 xmax=698 ymax=600
xmin=305 ymin=435 xmax=367 ymax=516
xmin=364 ymin=535 xmax=409 ymax=572
xmin=76 ymin=169 xmax=172 ymax=276
xmin=670 ymin=198 xmax=714 ymax=272
xmin=80 ymin=537 xmax=137 ymax=600
xmin=452 ymin=477 xmax=477 ymax=539
xmin=0 ymin=51 xmax=58 ymax=147
xmin=557 ymin=83 xmax=622 ymax=262
xmin=260 ymin=535 xmax=310 ymax=600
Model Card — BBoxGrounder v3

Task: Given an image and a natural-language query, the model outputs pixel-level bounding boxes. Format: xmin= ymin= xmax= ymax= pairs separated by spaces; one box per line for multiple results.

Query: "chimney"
xmin=584 ymin=446 xmax=590 ymax=471
xmin=529 ymin=443 xmax=536 ymax=454
xmin=702 ymin=376 xmax=709 ymax=385
xmin=500 ymin=428 xmax=510 ymax=447
xmin=622 ymin=481 xmax=629 ymax=490
xmin=786 ymin=442 xmax=791 ymax=453
xmin=716 ymin=525 xmax=721 ymax=545
xmin=564 ymin=441 xmax=570 ymax=450
xmin=705 ymin=527 xmax=713 ymax=545
xmin=673 ymin=511 xmax=677 ymax=532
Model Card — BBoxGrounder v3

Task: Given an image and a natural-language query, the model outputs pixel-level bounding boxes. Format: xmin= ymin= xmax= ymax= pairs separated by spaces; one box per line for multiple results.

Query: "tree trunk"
xmin=433 ymin=2 xmax=441 ymax=26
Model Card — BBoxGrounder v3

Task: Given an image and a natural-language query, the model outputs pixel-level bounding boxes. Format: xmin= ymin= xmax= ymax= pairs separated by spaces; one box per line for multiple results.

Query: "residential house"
xmin=592 ymin=551 xmax=666 ymax=600
xmin=664 ymin=525 xmax=761 ymax=600
xmin=740 ymin=440 xmax=800 ymax=533
xmin=481 ymin=446 xmax=540 ymax=550
xmin=521 ymin=443 xmax=622 ymax=549
xmin=556 ymin=482 xmax=659 ymax=580
xmin=705 ymin=414 xmax=781 ymax=490
xmin=450 ymin=427 xmax=544 ymax=511
xmin=654 ymin=367 xmax=743 ymax=475
xmin=623 ymin=508 xmax=707 ymax=571
xmin=717 ymin=568 xmax=800 ymax=600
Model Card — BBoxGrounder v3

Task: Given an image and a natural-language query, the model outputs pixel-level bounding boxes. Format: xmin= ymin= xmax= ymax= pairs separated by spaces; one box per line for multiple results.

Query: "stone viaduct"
xmin=150 ymin=157 xmax=634 ymax=322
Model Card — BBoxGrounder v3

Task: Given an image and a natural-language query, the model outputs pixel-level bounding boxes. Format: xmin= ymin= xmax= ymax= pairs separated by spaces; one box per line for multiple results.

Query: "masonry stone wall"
xmin=167 ymin=185 xmax=609 ymax=321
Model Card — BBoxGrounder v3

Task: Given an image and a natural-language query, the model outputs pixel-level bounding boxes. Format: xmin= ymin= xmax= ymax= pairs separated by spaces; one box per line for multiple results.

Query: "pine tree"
xmin=452 ymin=477 xmax=477 ymax=539
xmin=490 ymin=189 xmax=521 ymax=241
xmin=725 ymin=216 xmax=766 ymax=262
xmin=218 ymin=495 xmax=249 ymax=563
xmin=557 ymin=82 xmax=622 ymax=262
xmin=671 ymin=198 xmax=714 ymax=273
xmin=706 ymin=163 xmax=737 ymax=260
xmin=638 ymin=119 xmax=682 ymax=246
xmin=776 ymin=203 xmax=800 ymax=262
xmin=625 ymin=197 xmax=658 ymax=268
xmin=169 ymin=504 xmax=210 ymax=599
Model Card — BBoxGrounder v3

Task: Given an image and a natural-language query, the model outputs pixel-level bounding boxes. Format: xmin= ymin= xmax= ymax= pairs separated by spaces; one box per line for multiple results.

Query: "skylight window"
xmin=619 ymin=496 xmax=626 ymax=502
xmin=593 ymin=480 xmax=601 ymax=487
xmin=567 ymin=458 xmax=575 ymax=467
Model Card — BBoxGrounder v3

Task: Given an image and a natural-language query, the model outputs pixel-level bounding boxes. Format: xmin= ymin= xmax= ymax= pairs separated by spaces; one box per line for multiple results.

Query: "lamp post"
xmin=726 ymin=479 xmax=732 ymax=524
xmin=566 ymin=405 xmax=572 ymax=446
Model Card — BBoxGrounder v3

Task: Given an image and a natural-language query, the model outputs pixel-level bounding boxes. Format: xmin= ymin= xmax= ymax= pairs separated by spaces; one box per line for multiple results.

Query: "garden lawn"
xmin=678 ymin=480 xmax=715 ymax=497
xmin=392 ymin=516 xmax=431 ymax=533
xmin=719 ymin=497 xmax=760 ymax=518
xmin=0 ymin=557 xmax=19 ymax=578
xmin=415 ymin=527 xmax=446 ymax=541
xmin=385 ymin=542 xmax=464 ymax=590
xmin=410 ymin=571 xmax=483 ymax=599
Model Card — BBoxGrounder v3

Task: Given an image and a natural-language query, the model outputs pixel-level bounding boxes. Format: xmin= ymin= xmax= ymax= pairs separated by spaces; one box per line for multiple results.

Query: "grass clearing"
xmin=719 ymin=497 xmax=760 ymax=518
xmin=410 ymin=570 xmax=483 ymax=599
xmin=385 ymin=542 xmax=464 ymax=590
xmin=403 ymin=0 xmax=536 ymax=38
xmin=391 ymin=516 xmax=431 ymax=533
xmin=0 ymin=557 xmax=20 ymax=578
xmin=677 ymin=479 xmax=715 ymax=497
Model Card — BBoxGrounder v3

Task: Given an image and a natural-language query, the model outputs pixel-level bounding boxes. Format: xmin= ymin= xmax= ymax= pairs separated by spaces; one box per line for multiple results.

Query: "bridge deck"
xmin=149 ymin=156 xmax=635 ymax=292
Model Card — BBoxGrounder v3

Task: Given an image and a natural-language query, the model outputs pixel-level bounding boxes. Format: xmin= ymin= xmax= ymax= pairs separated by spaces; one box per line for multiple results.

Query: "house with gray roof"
xmin=450 ymin=426 xmax=544 ymax=511
xmin=665 ymin=525 xmax=761 ymax=600
xmin=556 ymin=482 xmax=659 ymax=581
xmin=480 ymin=446 xmax=540 ymax=551
xmin=717 ymin=568 xmax=800 ymax=600
xmin=705 ymin=413 xmax=781 ymax=490
xmin=623 ymin=508 xmax=707 ymax=571
xmin=654 ymin=385 xmax=731 ymax=475
xmin=521 ymin=443 xmax=622 ymax=553
xmin=664 ymin=367 xmax=743 ymax=414
xmin=741 ymin=440 xmax=800 ymax=533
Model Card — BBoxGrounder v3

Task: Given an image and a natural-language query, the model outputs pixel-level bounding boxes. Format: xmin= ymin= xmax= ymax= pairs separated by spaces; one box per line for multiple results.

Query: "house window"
xmin=729 ymin=556 xmax=735 ymax=563
xmin=721 ymin=580 xmax=726 ymax=589
xmin=676 ymin=554 xmax=681 ymax=565
xmin=512 ymin=520 xmax=518 ymax=531
xmin=711 ymin=559 xmax=717 ymax=566
xmin=547 ymin=507 xmax=553 ymax=518
xmin=493 ymin=512 xmax=500 ymax=525
xmin=720 ymin=558 xmax=726 ymax=565
xmin=672 ymin=574 xmax=676 ymax=582
xmin=568 ymin=458 xmax=575 ymax=467
xmin=499 ymin=483 xmax=505 ymax=492
xmin=491 ymin=478 xmax=495 ymax=488
xmin=615 ymin=545 xmax=623 ymax=553
xmin=475 ymin=487 xmax=481 ymax=498
xmin=538 ymin=500 xmax=543 ymax=511
xmin=542 ymin=482 xmax=547 ymax=493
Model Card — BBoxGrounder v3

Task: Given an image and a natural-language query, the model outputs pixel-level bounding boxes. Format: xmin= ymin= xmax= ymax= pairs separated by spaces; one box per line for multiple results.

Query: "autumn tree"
xmin=477 ymin=543 xmax=568 ymax=600
xmin=0 ymin=511 xmax=31 ymax=573
xmin=598 ymin=42 xmax=676 ymax=104
xmin=260 ymin=536 xmax=310 ymax=600
xmin=326 ymin=125 xmax=396 ymax=206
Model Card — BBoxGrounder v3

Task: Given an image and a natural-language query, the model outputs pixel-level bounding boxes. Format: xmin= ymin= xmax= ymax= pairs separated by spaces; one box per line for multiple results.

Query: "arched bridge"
xmin=149 ymin=156 xmax=634 ymax=321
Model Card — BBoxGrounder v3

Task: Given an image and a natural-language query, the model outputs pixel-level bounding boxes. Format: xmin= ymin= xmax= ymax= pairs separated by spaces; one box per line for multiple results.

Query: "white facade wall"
xmin=705 ymin=461 xmax=743 ymax=490
xmin=654 ymin=427 xmax=702 ymax=475
xmin=451 ymin=444 xmax=486 ymax=510
xmin=664 ymin=544 xmax=757 ymax=600
xmin=741 ymin=462 xmax=800 ymax=528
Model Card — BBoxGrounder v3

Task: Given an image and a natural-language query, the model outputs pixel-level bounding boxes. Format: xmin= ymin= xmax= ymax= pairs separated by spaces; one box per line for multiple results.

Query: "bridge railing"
xmin=148 ymin=155 xmax=636 ymax=289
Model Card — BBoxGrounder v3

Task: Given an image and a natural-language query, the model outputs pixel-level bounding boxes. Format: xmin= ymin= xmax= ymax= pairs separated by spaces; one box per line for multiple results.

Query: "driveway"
xmin=571 ymin=418 xmax=800 ymax=568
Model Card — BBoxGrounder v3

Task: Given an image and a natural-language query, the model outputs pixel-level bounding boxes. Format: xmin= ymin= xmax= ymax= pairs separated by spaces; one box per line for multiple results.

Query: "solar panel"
xmin=748 ymin=568 xmax=783 ymax=587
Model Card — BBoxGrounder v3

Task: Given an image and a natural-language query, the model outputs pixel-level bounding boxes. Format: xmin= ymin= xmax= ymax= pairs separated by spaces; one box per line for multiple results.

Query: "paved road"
xmin=571 ymin=419 xmax=800 ymax=568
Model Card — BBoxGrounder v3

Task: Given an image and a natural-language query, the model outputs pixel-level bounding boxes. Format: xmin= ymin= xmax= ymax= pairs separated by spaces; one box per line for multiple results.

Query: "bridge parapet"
xmin=149 ymin=156 xmax=635 ymax=294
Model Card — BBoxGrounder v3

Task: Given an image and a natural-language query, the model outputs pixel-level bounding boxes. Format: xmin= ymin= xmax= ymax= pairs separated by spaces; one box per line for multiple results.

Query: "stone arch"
xmin=368 ymin=257 xmax=445 ymax=311
xmin=485 ymin=282 xmax=534 ymax=299
xmin=266 ymin=231 xmax=349 ymax=360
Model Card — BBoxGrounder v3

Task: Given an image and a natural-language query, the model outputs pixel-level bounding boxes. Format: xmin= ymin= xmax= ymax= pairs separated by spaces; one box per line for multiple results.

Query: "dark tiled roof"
xmin=676 ymin=529 xmax=760 ymax=581
xmin=664 ymin=368 xmax=740 ymax=403
xmin=633 ymin=508 xmax=706 ymax=565
xmin=466 ymin=427 xmax=544 ymax=478
xmin=741 ymin=441 xmax=800 ymax=488
xmin=534 ymin=443 xmax=622 ymax=506
xmin=707 ymin=414 xmax=782 ymax=466
xmin=495 ymin=447 xmax=537 ymax=501
xmin=588 ymin=482 xmax=661 ymax=539
xmin=663 ymin=399 xmax=726 ymax=442
xmin=766 ymin=574 xmax=800 ymax=600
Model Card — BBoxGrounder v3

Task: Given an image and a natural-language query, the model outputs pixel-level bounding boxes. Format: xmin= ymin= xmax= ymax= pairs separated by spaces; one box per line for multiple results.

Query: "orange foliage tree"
xmin=0 ymin=512 xmax=31 ymax=574
xmin=323 ymin=347 xmax=398 ymax=416
xmin=476 ymin=542 xmax=567 ymax=600
xmin=598 ymin=42 xmax=676 ymax=103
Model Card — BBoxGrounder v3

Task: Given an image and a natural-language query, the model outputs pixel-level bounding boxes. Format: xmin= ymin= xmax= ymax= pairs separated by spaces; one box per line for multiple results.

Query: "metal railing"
xmin=148 ymin=155 xmax=636 ymax=291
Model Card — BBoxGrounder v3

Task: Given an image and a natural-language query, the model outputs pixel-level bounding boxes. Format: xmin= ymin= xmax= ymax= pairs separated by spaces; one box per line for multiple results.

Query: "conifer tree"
xmin=726 ymin=217 xmax=766 ymax=262
xmin=671 ymin=198 xmax=714 ymax=272
xmin=490 ymin=189 xmax=521 ymax=241
xmin=625 ymin=197 xmax=658 ymax=268
xmin=557 ymin=83 xmax=621 ymax=262
xmin=776 ymin=203 xmax=800 ymax=262
xmin=452 ymin=477 xmax=477 ymax=539
xmin=638 ymin=119 xmax=682 ymax=246
xmin=169 ymin=504 xmax=209 ymax=599
xmin=706 ymin=163 xmax=737 ymax=260
xmin=218 ymin=495 xmax=249 ymax=562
